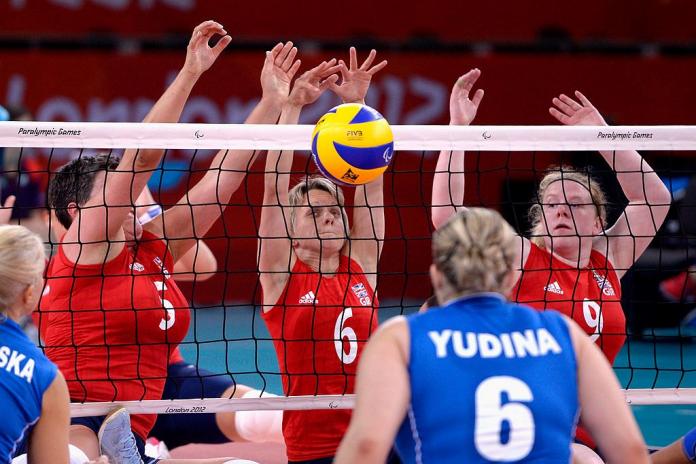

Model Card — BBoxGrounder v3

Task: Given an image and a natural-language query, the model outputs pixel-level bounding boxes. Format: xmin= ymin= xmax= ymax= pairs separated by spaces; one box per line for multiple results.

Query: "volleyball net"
xmin=1 ymin=121 xmax=695 ymax=417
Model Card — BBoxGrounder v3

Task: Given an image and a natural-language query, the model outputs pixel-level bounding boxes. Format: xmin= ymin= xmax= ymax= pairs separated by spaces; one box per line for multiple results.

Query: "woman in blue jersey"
xmin=335 ymin=208 xmax=649 ymax=464
xmin=0 ymin=224 xmax=88 ymax=464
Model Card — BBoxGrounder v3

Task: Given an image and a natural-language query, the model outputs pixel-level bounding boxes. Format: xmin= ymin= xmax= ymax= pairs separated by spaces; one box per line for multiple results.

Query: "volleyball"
xmin=311 ymin=103 xmax=394 ymax=186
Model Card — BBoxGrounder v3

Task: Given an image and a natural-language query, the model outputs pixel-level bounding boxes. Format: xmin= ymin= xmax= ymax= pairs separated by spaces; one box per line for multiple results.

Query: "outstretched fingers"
xmin=349 ymin=46 xmax=359 ymax=70
xmin=319 ymin=74 xmax=340 ymax=90
xmin=559 ymin=93 xmax=582 ymax=110
xmin=274 ymin=41 xmax=295 ymax=67
xmin=455 ymin=68 xmax=481 ymax=94
xmin=321 ymin=58 xmax=341 ymax=76
xmin=281 ymin=46 xmax=299 ymax=72
xmin=574 ymin=90 xmax=593 ymax=107
xmin=367 ymin=59 xmax=388 ymax=75
xmin=287 ymin=59 xmax=302 ymax=80
xmin=552 ymin=96 xmax=575 ymax=116
xmin=549 ymin=107 xmax=570 ymax=124
xmin=212 ymin=35 xmax=232 ymax=56
xmin=471 ymin=88 xmax=485 ymax=107
xmin=360 ymin=49 xmax=377 ymax=70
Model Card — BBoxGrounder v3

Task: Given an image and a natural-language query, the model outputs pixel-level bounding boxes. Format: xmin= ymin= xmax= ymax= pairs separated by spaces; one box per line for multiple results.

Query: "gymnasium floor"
xmin=173 ymin=305 xmax=696 ymax=460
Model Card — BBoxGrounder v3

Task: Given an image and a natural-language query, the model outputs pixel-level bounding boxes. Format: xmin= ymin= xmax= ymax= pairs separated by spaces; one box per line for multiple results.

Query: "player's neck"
xmin=2 ymin=303 xmax=26 ymax=324
xmin=295 ymin=248 xmax=341 ymax=274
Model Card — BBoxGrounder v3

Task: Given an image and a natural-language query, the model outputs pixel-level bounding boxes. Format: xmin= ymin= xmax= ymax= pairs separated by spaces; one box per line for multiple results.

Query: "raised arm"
xmin=133 ymin=186 xmax=217 ymax=281
xmin=63 ymin=20 xmax=228 ymax=265
xmin=334 ymin=317 xmax=410 ymax=464
xmin=329 ymin=48 xmax=388 ymax=287
xmin=549 ymin=91 xmax=671 ymax=278
xmin=157 ymin=42 xmax=301 ymax=263
xmin=258 ymin=60 xmax=339 ymax=306
xmin=431 ymin=69 xmax=483 ymax=230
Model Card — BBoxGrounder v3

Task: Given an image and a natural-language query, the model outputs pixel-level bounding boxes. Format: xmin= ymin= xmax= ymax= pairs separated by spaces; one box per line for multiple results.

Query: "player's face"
xmin=541 ymin=180 xmax=601 ymax=249
xmin=292 ymin=189 xmax=346 ymax=254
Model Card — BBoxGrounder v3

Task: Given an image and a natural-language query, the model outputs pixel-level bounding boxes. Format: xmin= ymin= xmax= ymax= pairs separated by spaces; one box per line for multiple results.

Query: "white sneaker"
xmin=144 ymin=437 xmax=171 ymax=459
xmin=97 ymin=407 xmax=144 ymax=464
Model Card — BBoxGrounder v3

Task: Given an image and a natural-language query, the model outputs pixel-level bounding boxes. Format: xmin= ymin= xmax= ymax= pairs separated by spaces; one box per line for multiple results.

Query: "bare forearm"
xmin=263 ymin=103 xmax=302 ymax=198
xmin=143 ymin=68 xmax=201 ymax=124
xmin=245 ymin=96 xmax=285 ymax=124
xmin=354 ymin=177 xmax=385 ymax=241
xmin=432 ymin=149 xmax=465 ymax=229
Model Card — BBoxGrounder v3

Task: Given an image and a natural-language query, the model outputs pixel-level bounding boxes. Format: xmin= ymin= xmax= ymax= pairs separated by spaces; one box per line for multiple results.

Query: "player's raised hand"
xmin=449 ymin=68 xmax=484 ymax=126
xmin=329 ymin=47 xmax=387 ymax=104
xmin=550 ymin=91 xmax=607 ymax=126
xmin=288 ymin=60 xmax=341 ymax=107
xmin=260 ymin=41 xmax=302 ymax=103
xmin=183 ymin=20 xmax=232 ymax=76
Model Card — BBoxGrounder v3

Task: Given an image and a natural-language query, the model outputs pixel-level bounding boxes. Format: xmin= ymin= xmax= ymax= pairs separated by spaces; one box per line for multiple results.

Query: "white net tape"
xmin=69 ymin=388 xmax=696 ymax=416
xmin=2 ymin=121 xmax=696 ymax=151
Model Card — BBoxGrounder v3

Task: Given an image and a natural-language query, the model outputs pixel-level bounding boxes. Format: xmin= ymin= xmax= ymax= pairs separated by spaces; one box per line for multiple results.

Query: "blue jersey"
xmin=0 ymin=314 xmax=57 ymax=463
xmin=395 ymin=293 xmax=578 ymax=463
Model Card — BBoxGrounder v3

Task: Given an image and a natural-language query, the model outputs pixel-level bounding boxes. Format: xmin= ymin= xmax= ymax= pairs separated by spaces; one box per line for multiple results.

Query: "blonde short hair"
xmin=528 ymin=166 xmax=608 ymax=247
xmin=287 ymin=176 xmax=349 ymax=237
xmin=432 ymin=208 xmax=516 ymax=295
xmin=0 ymin=225 xmax=45 ymax=311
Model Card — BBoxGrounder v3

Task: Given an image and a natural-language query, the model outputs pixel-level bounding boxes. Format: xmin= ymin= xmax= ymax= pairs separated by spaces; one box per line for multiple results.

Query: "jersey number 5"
xmin=334 ymin=307 xmax=358 ymax=364
xmin=154 ymin=280 xmax=176 ymax=331
xmin=474 ymin=376 xmax=535 ymax=461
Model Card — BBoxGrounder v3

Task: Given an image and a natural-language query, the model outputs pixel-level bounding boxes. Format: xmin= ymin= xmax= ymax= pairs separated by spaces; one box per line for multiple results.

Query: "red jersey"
xmin=510 ymin=243 xmax=626 ymax=448
xmin=39 ymin=231 xmax=191 ymax=440
xmin=510 ymin=243 xmax=626 ymax=364
xmin=262 ymin=255 xmax=379 ymax=462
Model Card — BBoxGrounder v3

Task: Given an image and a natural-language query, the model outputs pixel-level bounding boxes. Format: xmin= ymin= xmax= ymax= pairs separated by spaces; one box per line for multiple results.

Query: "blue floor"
xmin=179 ymin=305 xmax=696 ymax=447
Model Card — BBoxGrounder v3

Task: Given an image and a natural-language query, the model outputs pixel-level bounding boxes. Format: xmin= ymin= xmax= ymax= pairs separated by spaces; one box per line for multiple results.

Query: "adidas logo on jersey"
xmin=299 ymin=291 xmax=318 ymax=304
xmin=543 ymin=281 xmax=564 ymax=295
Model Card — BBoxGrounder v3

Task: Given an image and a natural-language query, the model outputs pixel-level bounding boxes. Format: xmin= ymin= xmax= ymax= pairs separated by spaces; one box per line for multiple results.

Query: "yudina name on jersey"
xmin=0 ymin=346 xmax=35 ymax=383
xmin=428 ymin=328 xmax=562 ymax=359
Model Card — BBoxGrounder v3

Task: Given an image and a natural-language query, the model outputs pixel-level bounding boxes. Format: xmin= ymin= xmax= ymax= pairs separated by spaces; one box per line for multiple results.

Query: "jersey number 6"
xmin=334 ymin=307 xmax=358 ymax=364
xmin=474 ymin=376 xmax=535 ymax=461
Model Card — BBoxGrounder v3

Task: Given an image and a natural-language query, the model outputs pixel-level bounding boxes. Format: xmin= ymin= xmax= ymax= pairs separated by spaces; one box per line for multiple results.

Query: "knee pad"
xmin=233 ymin=390 xmax=284 ymax=443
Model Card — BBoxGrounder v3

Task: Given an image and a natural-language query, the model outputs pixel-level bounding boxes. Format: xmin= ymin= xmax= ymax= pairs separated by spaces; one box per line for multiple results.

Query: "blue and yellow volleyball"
xmin=311 ymin=103 xmax=394 ymax=186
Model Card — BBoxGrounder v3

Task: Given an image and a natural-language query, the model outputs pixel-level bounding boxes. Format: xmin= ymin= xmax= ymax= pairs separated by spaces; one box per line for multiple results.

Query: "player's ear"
xmin=429 ymin=264 xmax=445 ymax=295
xmin=67 ymin=202 xmax=79 ymax=220
xmin=593 ymin=215 xmax=602 ymax=235
xmin=21 ymin=282 xmax=37 ymax=312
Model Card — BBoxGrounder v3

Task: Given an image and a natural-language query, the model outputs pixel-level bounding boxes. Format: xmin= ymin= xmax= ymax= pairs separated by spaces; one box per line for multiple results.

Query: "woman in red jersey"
xmin=430 ymin=69 xmax=672 ymax=453
xmin=39 ymin=21 xmax=295 ymax=463
xmin=258 ymin=48 xmax=387 ymax=464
